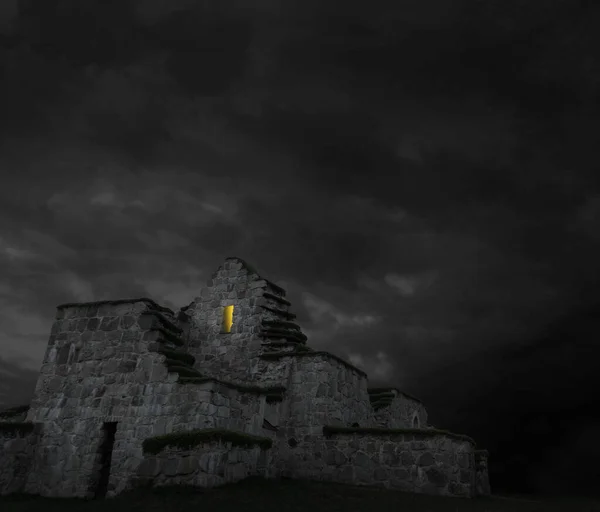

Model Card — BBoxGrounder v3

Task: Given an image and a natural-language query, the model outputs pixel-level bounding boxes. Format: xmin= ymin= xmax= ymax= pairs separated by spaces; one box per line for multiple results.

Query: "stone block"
xmin=99 ymin=317 xmax=120 ymax=331
xmin=374 ymin=467 xmax=388 ymax=481
xmin=426 ymin=466 xmax=448 ymax=487
xmin=91 ymin=331 xmax=106 ymax=342
xmin=137 ymin=458 xmax=161 ymax=477
xmin=457 ymin=452 xmax=470 ymax=469
xmin=448 ymin=481 xmax=470 ymax=497
xmin=177 ymin=457 xmax=195 ymax=475
xmin=76 ymin=319 xmax=88 ymax=332
xmin=353 ymin=451 xmax=371 ymax=467
xmin=120 ymin=316 xmax=137 ymax=329
xmin=417 ymin=452 xmax=435 ymax=467
xmin=400 ymin=450 xmax=415 ymax=465
xmin=163 ymin=458 xmax=178 ymax=476
xmin=325 ymin=449 xmax=348 ymax=466
xmin=216 ymin=406 xmax=230 ymax=418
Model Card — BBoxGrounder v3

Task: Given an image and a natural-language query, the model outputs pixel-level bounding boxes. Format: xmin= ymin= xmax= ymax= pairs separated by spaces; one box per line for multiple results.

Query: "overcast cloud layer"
xmin=1 ymin=0 xmax=600 ymax=495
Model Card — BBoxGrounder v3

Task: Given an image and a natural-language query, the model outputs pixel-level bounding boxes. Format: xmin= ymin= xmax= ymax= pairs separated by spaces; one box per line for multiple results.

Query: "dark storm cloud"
xmin=0 ymin=358 xmax=38 ymax=409
xmin=2 ymin=0 xmax=600 ymax=494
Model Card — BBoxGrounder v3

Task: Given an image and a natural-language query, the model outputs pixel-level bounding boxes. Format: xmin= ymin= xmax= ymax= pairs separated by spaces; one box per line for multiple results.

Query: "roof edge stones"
xmin=224 ymin=257 xmax=287 ymax=296
xmin=56 ymin=297 xmax=175 ymax=316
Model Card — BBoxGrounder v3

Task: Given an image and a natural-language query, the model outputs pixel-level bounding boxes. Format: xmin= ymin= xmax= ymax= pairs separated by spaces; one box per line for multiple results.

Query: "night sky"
xmin=2 ymin=0 xmax=600 ymax=497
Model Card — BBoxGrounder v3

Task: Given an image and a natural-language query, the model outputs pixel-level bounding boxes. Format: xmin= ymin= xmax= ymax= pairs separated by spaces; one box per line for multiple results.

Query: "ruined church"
xmin=0 ymin=257 xmax=490 ymax=499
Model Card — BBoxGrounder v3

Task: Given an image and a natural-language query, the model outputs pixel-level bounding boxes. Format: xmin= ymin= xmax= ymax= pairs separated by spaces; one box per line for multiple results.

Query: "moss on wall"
xmin=165 ymin=362 xmax=204 ymax=378
xmin=260 ymin=351 xmax=368 ymax=377
xmin=322 ymin=425 xmax=476 ymax=445
xmin=56 ymin=297 xmax=174 ymax=315
xmin=142 ymin=428 xmax=273 ymax=455
xmin=158 ymin=348 xmax=195 ymax=366
xmin=178 ymin=376 xmax=286 ymax=397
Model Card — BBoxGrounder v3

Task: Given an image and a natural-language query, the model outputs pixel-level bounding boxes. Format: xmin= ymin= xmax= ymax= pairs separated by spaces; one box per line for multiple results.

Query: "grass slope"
xmin=1 ymin=477 xmax=599 ymax=512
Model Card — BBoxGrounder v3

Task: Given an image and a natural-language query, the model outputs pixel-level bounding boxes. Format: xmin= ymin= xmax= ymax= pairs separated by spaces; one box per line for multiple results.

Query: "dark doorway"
xmin=93 ymin=422 xmax=117 ymax=499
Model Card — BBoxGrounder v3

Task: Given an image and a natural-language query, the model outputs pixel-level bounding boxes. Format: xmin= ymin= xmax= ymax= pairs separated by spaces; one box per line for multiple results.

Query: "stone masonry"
xmin=0 ymin=257 xmax=490 ymax=499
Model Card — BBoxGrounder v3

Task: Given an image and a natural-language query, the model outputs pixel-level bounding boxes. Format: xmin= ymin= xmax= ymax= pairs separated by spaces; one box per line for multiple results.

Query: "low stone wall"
xmin=0 ymin=422 xmax=39 ymax=495
xmin=282 ymin=426 xmax=478 ymax=498
xmin=135 ymin=429 xmax=272 ymax=489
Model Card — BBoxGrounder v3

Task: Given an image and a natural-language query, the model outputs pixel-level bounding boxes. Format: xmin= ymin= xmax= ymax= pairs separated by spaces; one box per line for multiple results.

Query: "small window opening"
xmin=412 ymin=415 xmax=420 ymax=428
xmin=222 ymin=305 xmax=234 ymax=333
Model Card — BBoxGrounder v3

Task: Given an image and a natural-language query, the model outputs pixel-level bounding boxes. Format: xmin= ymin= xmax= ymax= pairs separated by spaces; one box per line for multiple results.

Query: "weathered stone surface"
xmin=0 ymin=257 xmax=488 ymax=500
xmin=418 ymin=452 xmax=435 ymax=466
xmin=426 ymin=466 xmax=448 ymax=486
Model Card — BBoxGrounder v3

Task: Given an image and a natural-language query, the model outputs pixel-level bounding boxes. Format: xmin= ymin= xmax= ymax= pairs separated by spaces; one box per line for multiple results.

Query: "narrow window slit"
xmin=222 ymin=305 xmax=234 ymax=333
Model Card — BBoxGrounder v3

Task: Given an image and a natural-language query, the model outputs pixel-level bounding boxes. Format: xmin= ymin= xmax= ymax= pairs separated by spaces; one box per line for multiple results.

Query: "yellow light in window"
xmin=222 ymin=305 xmax=234 ymax=333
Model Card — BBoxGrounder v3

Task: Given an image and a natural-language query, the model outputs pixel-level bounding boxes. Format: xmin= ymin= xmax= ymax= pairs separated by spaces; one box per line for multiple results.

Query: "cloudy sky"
xmin=2 ymin=0 xmax=600 ymax=496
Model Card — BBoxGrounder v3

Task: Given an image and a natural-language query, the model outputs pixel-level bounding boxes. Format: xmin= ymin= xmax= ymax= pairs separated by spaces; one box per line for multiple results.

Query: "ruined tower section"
xmin=178 ymin=257 xmax=307 ymax=384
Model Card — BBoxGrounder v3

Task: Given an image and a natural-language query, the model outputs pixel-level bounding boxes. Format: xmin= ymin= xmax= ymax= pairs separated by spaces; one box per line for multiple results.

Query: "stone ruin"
xmin=0 ymin=257 xmax=491 ymax=499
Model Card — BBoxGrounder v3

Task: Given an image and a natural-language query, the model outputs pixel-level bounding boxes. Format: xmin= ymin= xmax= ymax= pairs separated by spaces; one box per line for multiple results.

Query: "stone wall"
xmin=261 ymin=353 xmax=373 ymax=476
xmin=0 ymin=422 xmax=39 ymax=495
xmin=1 ymin=257 xmax=490 ymax=500
xmin=135 ymin=434 xmax=272 ymax=489
xmin=20 ymin=299 xmax=270 ymax=498
xmin=287 ymin=353 xmax=372 ymax=429
xmin=287 ymin=427 xmax=478 ymax=498
xmin=371 ymin=389 xmax=428 ymax=429
xmin=181 ymin=257 xmax=292 ymax=384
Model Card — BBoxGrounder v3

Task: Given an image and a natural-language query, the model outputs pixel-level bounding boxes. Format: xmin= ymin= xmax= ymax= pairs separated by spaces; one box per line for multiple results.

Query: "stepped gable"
xmin=229 ymin=259 xmax=309 ymax=353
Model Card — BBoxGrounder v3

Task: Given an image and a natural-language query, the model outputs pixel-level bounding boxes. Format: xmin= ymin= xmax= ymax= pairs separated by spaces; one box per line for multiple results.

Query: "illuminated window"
xmin=222 ymin=305 xmax=234 ymax=333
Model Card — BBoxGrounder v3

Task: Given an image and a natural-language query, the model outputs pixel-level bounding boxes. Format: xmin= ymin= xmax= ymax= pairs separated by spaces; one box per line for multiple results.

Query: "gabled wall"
xmin=181 ymin=258 xmax=277 ymax=383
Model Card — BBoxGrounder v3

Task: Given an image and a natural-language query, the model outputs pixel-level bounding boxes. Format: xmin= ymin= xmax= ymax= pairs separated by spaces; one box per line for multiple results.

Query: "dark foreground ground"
xmin=2 ymin=477 xmax=600 ymax=512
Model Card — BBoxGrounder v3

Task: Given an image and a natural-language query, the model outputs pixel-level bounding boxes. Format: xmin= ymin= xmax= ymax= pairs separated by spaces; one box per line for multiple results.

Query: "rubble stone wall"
xmin=372 ymin=391 xmax=428 ymax=429
xmin=283 ymin=429 xmax=478 ymax=498
xmin=20 ymin=300 xmax=266 ymax=498
xmin=135 ymin=440 xmax=270 ymax=489
xmin=0 ymin=423 xmax=39 ymax=495
xmin=270 ymin=353 xmax=374 ymax=475
xmin=182 ymin=259 xmax=275 ymax=383
xmin=0 ymin=257 xmax=490 ymax=500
